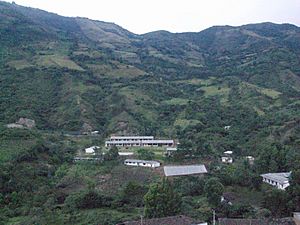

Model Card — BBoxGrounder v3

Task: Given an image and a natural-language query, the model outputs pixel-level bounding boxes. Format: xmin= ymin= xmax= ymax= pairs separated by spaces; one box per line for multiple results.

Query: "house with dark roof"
xmin=218 ymin=217 xmax=296 ymax=225
xmin=117 ymin=215 xmax=207 ymax=225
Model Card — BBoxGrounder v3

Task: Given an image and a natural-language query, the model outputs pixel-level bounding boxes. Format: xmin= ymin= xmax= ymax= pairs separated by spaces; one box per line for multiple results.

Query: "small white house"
xmin=221 ymin=156 xmax=233 ymax=164
xmin=85 ymin=146 xmax=100 ymax=155
xmin=224 ymin=126 xmax=231 ymax=130
xmin=245 ymin=156 xmax=255 ymax=165
xmin=165 ymin=147 xmax=177 ymax=157
xmin=222 ymin=151 xmax=233 ymax=163
xmin=261 ymin=172 xmax=291 ymax=190
xmin=124 ymin=159 xmax=160 ymax=168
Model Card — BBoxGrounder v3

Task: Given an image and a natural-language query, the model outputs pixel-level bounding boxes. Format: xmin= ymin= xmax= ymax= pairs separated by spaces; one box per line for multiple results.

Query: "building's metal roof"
xmin=224 ymin=151 xmax=233 ymax=154
xmin=119 ymin=215 xmax=198 ymax=225
xmin=261 ymin=172 xmax=291 ymax=184
xmin=166 ymin=147 xmax=177 ymax=151
xmin=110 ymin=136 xmax=154 ymax=140
xmin=218 ymin=218 xmax=296 ymax=225
xmin=118 ymin=152 xmax=134 ymax=156
xmin=106 ymin=140 xmax=174 ymax=144
xmin=164 ymin=164 xmax=207 ymax=176
xmin=125 ymin=159 xmax=160 ymax=164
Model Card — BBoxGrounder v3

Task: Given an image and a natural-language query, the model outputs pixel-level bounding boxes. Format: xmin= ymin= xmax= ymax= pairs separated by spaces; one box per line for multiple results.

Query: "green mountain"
xmin=0 ymin=1 xmax=300 ymax=224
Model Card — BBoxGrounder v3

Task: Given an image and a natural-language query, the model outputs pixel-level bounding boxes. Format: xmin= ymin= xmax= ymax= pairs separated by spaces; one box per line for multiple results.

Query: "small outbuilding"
xmin=222 ymin=151 xmax=233 ymax=164
xmin=165 ymin=147 xmax=177 ymax=157
xmin=84 ymin=146 xmax=100 ymax=155
xmin=124 ymin=159 xmax=160 ymax=168
xmin=245 ymin=156 xmax=255 ymax=165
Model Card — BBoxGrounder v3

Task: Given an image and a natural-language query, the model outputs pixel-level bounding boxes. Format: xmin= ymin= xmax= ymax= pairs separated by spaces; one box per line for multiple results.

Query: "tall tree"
xmin=204 ymin=178 xmax=224 ymax=207
xmin=144 ymin=178 xmax=181 ymax=218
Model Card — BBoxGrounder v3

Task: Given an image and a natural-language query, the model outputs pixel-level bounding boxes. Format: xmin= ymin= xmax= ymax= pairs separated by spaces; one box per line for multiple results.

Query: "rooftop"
xmin=118 ymin=215 xmax=198 ymax=225
xmin=224 ymin=151 xmax=233 ymax=154
xmin=106 ymin=140 xmax=174 ymax=144
xmin=125 ymin=159 xmax=160 ymax=164
xmin=164 ymin=164 xmax=207 ymax=177
xmin=218 ymin=218 xmax=296 ymax=225
xmin=110 ymin=136 xmax=154 ymax=139
xmin=261 ymin=172 xmax=291 ymax=184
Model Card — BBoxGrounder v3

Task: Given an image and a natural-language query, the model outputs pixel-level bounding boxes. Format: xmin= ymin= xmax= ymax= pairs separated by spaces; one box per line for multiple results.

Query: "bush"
xmin=65 ymin=190 xmax=113 ymax=210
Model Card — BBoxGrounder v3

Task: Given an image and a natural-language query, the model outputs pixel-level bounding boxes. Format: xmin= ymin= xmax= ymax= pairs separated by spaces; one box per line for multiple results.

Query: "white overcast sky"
xmin=5 ymin=0 xmax=300 ymax=34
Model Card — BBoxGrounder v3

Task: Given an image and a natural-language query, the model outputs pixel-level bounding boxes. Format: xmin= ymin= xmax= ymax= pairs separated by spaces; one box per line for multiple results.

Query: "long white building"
xmin=261 ymin=172 xmax=291 ymax=190
xmin=124 ymin=159 xmax=160 ymax=168
xmin=105 ymin=136 xmax=174 ymax=147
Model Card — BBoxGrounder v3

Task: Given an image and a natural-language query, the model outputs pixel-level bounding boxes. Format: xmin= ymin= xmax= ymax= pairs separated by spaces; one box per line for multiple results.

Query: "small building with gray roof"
xmin=164 ymin=164 xmax=207 ymax=177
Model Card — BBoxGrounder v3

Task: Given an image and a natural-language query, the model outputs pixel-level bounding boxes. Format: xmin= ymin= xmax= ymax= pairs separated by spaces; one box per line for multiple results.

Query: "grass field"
xmin=242 ymin=82 xmax=281 ymax=99
xmin=174 ymin=119 xmax=201 ymax=129
xmin=7 ymin=59 xmax=33 ymax=70
xmin=162 ymin=98 xmax=190 ymax=106
xmin=35 ymin=55 xmax=84 ymax=71
xmin=200 ymin=85 xmax=231 ymax=97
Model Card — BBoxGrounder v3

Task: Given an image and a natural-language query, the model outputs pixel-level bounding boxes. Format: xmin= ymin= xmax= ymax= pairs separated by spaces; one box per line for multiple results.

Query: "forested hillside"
xmin=0 ymin=1 xmax=299 ymax=224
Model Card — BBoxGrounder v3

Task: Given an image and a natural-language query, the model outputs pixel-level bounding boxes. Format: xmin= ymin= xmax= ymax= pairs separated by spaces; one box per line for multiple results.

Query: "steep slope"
xmin=0 ymin=1 xmax=299 ymax=142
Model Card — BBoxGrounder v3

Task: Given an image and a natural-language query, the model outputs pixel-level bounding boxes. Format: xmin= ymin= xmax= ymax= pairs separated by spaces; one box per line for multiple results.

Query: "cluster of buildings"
xmin=82 ymin=135 xmax=292 ymax=191
xmin=124 ymin=158 xmax=208 ymax=177
xmin=105 ymin=136 xmax=174 ymax=148
xmin=221 ymin=151 xmax=255 ymax=165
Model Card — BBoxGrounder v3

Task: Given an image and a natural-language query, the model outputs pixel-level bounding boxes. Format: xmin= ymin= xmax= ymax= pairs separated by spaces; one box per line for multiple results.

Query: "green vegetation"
xmin=144 ymin=178 xmax=181 ymax=218
xmin=0 ymin=1 xmax=300 ymax=224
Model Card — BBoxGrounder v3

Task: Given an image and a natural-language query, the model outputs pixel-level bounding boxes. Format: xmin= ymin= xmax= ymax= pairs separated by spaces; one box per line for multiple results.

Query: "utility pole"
xmin=213 ymin=210 xmax=216 ymax=225
xmin=140 ymin=215 xmax=143 ymax=225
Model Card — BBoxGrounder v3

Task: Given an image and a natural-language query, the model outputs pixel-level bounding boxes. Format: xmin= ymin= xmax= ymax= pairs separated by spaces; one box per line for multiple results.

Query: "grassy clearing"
xmin=162 ymin=98 xmax=190 ymax=106
xmin=35 ymin=55 xmax=84 ymax=71
xmin=87 ymin=62 xmax=145 ymax=78
xmin=259 ymin=88 xmax=281 ymax=99
xmin=253 ymin=106 xmax=265 ymax=116
xmin=200 ymin=85 xmax=230 ymax=97
xmin=7 ymin=59 xmax=33 ymax=70
xmin=174 ymin=119 xmax=201 ymax=129
xmin=174 ymin=77 xmax=216 ymax=86
xmin=242 ymin=82 xmax=281 ymax=99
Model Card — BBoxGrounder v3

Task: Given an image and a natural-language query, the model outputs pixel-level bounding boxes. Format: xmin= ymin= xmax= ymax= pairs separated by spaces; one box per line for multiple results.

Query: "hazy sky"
xmin=5 ymin=0 xmax=300 ymax=34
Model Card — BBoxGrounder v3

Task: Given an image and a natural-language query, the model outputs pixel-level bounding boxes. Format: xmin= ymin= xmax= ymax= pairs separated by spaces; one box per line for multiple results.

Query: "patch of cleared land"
xmin=242 ymin=82 xmax=281 ymax=99
xmin=87 ymin=62 xmax=145 ymax=78
xmin=7 ymin=59 xmax=33 ymax=70
xmin=175 ymin=77 xmax=216 ymax=86
xmin=200 ymin=85 xmax=231 ymax=97
xmin=35 ymin=55 xmax=84 ymax=71
xmin=253 ymin=106 xmax=265 ymax=116
xmin=162 ymin=98 xmax=190 ymax=105
xmin=174 ymin=119 xmax=201 ymax=129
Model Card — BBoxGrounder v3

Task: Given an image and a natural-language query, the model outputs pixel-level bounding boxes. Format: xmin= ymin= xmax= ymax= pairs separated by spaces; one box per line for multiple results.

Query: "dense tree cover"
xmin=144 ymin=178 xmax=182 ymax=218
xmin=204 ymin=178 xmax=224 ymax=207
